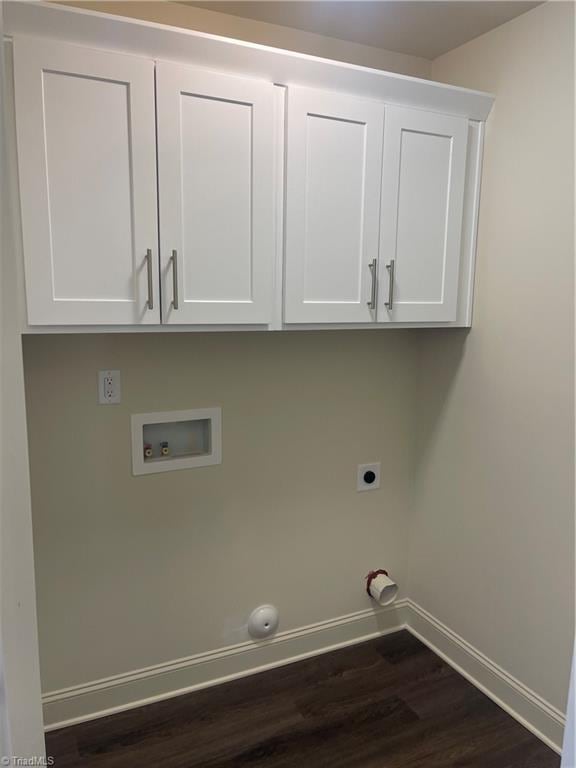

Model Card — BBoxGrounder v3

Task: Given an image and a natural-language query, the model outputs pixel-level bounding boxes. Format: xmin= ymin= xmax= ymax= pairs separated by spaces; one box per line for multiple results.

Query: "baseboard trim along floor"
xmin=403 ymin=601 xmax=565 ymax=754
xmin=42 ymin=600 xmax=408 ymax=730
xmin=43 ymin=598 xmax=565 ymax=753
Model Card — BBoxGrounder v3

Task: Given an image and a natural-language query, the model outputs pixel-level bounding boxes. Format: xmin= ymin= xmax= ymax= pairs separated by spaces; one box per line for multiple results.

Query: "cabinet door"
xmin=284 ymin=87 xmax=384 ymax=323
xmin=157 ymin=63 xmax=275 ymax=325
xmin=13 ymin=38 xmax=159 ymax=325
xmin=379 ymin=107 xmax=468 ymax=323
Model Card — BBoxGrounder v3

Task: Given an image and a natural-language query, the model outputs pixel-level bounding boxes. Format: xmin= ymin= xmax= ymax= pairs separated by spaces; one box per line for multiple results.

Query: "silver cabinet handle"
xmin=171 ymin=250 xmax=179 ymax=310
xmin=385 ymin=259 xmax=395 ymax=311
xmin=367 ymin=258 xmax=377 ymax=310
xmin=145 ymin=249 xmax=154 ymax=310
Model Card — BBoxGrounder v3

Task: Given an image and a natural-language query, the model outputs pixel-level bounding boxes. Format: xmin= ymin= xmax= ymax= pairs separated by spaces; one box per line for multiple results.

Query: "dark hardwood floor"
xmin=46 ymin=631 xmax=560 ymax=767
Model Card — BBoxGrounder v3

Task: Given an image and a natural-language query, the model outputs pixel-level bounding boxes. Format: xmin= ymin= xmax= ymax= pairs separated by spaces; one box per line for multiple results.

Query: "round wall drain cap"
xmin=248 ymin=604 xmax=279 ymax=640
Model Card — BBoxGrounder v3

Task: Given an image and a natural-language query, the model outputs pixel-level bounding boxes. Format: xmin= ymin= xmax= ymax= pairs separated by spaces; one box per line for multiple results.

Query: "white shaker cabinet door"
xmin=379 ymin=106 xmax=468 ymax=323
xmin=284 ymin=87 xmax=384 ymax=323
xmin=13 ymin=38 xmax=159 ymax=325
xmin=156 ymin=63 xmax=275 ymax=325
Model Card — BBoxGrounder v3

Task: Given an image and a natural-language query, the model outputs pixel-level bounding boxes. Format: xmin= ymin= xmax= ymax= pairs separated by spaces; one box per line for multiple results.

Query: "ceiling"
xmin=180 ymin=1 xmax=542 ymax=60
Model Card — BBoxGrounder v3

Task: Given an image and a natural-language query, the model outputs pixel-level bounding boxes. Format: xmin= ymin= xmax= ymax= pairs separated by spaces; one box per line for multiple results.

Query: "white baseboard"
xmin=43 ymin=600 xmax=408 ymax=730
xmin=403 ymin=600 xmax=565 ymax=754
xmin=43 ymin=597 xmax=566 ymax=756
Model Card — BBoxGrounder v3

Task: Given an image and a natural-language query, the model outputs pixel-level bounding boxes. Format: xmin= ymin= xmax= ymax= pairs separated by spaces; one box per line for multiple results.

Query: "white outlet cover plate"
xmin=98 ymin=370 xmax=121 ymax=405
xmin=357 ymin=462 xmax=381 ymax=491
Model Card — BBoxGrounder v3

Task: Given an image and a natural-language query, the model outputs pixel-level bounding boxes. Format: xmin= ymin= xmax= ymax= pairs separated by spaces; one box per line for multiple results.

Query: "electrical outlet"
xmin=357 ymin=462 xmax=381 ymax=492
xmin=98 ymin=370 xmax=121 ymax=405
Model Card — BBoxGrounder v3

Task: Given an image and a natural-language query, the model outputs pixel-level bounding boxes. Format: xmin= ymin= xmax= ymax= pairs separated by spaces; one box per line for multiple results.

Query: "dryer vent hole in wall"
xmin=366 ymin=569 xmax=399 ymax=606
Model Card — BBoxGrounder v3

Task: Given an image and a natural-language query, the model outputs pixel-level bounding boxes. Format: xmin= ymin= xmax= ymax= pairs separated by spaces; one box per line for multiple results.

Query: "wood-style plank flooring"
xmin=46 ymin=631 xmax=560 ymax=767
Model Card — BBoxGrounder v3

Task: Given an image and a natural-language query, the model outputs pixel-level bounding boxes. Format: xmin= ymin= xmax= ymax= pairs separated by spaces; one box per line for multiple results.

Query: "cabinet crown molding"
xmin=4 ymin=1 xmax=494 ymax=121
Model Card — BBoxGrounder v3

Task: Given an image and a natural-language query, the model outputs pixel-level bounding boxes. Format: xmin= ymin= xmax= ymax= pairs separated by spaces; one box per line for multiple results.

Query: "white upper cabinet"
xmin=156 ymin=63 xmax=275 ymax=324
xmin=10 ymin=16 xmax=491 ymax=331
xmin=378 ymin=106 xmax=469 ymax=323
xmin=284 ymin=87 xmax=385 ymax=323
xmin=13 ymin=38 xmax=159 ymax=325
